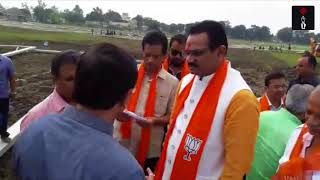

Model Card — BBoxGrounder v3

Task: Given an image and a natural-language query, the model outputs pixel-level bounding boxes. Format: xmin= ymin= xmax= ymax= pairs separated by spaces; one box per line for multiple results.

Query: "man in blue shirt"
xmin=14 ymin=43 xmax=152 ymax=180
xmin=0 ymin=55 xmax=16 ymax=142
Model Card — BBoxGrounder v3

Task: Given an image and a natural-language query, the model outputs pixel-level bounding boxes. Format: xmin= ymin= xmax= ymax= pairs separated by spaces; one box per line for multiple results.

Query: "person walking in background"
xmin=0 ymin=54 xmax=16 ymax=142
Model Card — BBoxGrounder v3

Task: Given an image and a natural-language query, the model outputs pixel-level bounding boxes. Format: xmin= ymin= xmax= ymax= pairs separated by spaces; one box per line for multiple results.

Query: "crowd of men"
xmin=0 ymin=20 xmax=320 ymax=180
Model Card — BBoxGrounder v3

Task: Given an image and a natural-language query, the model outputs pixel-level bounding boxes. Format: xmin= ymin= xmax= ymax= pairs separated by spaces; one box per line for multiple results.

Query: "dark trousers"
xmin=143 ymin=157 xmax=159 ymax=175
xmin=0 ymin=98 xmax=9 ymax=137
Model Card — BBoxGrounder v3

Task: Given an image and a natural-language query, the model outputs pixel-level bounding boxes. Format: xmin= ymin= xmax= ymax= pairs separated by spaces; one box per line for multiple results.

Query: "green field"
xmin=0 ymin=25 xmax=140 ymax=50
xmin=0 ymin=25 xmax=307 ymax=67
xmin=270 ymin=51 xmax=301 ymax=67
xmin=229 ymin=39 xmax=309 ymax=52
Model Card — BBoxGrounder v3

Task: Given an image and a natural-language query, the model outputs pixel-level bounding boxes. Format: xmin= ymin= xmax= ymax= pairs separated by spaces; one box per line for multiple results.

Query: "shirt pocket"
xmin=154 ymin=91 xmax=170 ymax=116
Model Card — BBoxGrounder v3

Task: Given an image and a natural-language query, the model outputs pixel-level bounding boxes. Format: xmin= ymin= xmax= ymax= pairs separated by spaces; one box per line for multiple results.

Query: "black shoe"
xmin=1 ymin=136 xmax=11 ymax=143
xmin=0 ymin=131 xmax=10 ymax=138
xmin=1 ymin=131 xmax=10 ymax=142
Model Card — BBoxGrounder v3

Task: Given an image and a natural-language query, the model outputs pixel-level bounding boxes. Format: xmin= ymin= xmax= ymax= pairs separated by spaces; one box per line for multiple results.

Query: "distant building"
xmin=60 ymin=18 xmax=66 ymax=24
xmin=85 ymin=20 xmax=101 ymax=26
xmin=129 ymin=19 xmax=138 ymax=28
xmin=122 ymin=13 xmax=130 ymax=21
xmin=5 ymin=8 xmax=30 ymax=22
xmin=110 ymin=20 xmax=130 ymax=27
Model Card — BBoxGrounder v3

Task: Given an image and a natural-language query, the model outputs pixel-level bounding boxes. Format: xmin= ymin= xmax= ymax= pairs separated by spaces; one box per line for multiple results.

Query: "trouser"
xmin=0 ymin=98 xmax=9 ymax=137
xmin=144 ymin=157 xmax=159 ymax=175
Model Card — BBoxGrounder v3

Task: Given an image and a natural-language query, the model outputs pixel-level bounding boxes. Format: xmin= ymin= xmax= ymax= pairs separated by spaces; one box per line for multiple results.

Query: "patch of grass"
xmin=229 ymin=38 xmax=309 ymax=51
xmin=0 ymin=25 xmax=140 ymax=50
xmin=270 ymin=51 xmax=300 ymax=67
xmin=228 ymin=48 xmax=289 ymax=71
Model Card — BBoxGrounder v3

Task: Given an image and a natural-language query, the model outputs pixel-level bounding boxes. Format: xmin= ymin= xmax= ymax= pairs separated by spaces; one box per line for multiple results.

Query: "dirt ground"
xmin=0 ymin=42 xmax=295 ymax=180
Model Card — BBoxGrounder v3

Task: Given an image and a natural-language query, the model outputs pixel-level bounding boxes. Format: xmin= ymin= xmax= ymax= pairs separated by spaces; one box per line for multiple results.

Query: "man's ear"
xmin=217 ymin=45 xmax=227 ymax=57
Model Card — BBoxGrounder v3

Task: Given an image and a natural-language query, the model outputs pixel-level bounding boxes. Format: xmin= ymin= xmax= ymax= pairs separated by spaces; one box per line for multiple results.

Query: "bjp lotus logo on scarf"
xmin=183 ymin=134 xmax=202 ymax=161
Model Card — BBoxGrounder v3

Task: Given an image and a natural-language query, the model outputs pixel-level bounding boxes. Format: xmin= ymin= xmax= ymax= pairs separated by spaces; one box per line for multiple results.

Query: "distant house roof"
xmin=6 ymin=7 xmax=24 ymax=17
xmin=85 ymin=20 xmax=101 ymax=25
xmin=110 ymin=21 xmax=130 ymax=27
xmin=112 ymin=19 xmax=128 ymax=23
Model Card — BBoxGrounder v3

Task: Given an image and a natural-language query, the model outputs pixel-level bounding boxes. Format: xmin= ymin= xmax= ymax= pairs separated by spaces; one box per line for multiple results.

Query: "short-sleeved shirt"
xmin=14 ymin=106 xmax=145 ymax=180
xmin=0 ymin=55 xmax=15 ymax=98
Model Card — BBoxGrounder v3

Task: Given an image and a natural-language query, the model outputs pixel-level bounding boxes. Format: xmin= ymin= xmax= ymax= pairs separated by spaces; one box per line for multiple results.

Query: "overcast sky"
xmin=0 ymin=0 xmax=319 ymax=34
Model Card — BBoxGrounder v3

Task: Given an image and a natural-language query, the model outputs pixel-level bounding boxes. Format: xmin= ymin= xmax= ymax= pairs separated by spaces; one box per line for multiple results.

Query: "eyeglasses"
xmin=185 ymin=48 xmax=209 ymax=57
xmin=170 ymin=49 xmax=184 ymax=57
xmin=143 ymin=53 xmax=162 ymax=59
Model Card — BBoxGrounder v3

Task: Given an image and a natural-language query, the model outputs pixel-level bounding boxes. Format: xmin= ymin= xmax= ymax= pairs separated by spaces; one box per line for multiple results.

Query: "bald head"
xmin=308 ymin=86 xmax=320 ymax=111
xmin=286 ymin=84 xmax=315 ymax=118
xmin=306 ymin=85 xmax=320 ymax=137
xmin=310 ymin=85 xmax=320 ymax=96
xmin=296 ymin=54 xmax=317 ymax=79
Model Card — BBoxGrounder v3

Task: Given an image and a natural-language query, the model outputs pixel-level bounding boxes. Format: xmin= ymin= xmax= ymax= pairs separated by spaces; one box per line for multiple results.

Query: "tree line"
xmin=1 ymin=0 xmax=319 ymax=45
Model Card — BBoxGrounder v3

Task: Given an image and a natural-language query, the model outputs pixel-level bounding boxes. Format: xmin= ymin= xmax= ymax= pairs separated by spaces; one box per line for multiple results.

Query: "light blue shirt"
xmin=14 ymin=106 xmax=144 ymax=180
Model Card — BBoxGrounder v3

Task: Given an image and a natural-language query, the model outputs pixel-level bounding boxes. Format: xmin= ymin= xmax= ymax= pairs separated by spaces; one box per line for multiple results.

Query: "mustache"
xmin=188 ymin=62 xmax=199 ymax=68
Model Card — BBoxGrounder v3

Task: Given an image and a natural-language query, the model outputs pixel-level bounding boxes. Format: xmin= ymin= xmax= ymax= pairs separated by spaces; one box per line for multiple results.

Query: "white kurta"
xmin=279 ymin=125 xmax=320 ymax=179
xmin=162 ymin=63 xmax=251 ymax=180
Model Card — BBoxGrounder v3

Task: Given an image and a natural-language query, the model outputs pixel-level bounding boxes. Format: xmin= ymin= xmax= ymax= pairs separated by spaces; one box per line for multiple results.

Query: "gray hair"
xmin=286 ymin=84 xmax=315 ymax=115
xmin=314 ymin=85 xmax=320 ymax=92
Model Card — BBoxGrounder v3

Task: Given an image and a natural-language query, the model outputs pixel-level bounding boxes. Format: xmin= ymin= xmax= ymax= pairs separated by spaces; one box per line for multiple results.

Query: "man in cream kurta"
xmin=115 ymin=69 xmax=178 ymax=157
xmin=114 ymin=30 xmax=179 ymax=171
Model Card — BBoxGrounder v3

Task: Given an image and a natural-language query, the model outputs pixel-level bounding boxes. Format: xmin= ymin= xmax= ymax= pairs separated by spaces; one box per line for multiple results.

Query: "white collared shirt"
xmin=279 ymin=125 xmax=320 ymax=179
xmin=257 ymin=94 xmax=284 ymax=111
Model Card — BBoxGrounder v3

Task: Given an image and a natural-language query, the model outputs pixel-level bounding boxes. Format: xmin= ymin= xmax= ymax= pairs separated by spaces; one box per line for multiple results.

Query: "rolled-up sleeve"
xmin=221 ymin=89 xmax=259 ymax=180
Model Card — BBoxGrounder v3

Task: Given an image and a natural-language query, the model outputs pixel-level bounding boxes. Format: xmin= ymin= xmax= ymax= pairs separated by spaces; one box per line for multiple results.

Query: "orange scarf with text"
xmin=120 ymin=63 xmax=158 ymax=166
xmin=162 ymin=57 xmax=189 ymax=78
xmin=273 ymin=126 xmax=320 ymax=180
xmin=155 ymin=60 xmax=229 ymax=180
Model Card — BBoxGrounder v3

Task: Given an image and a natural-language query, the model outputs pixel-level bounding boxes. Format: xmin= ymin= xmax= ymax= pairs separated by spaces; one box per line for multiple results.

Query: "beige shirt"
xmin=114 ymin=68 xmax=179 ymax=158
